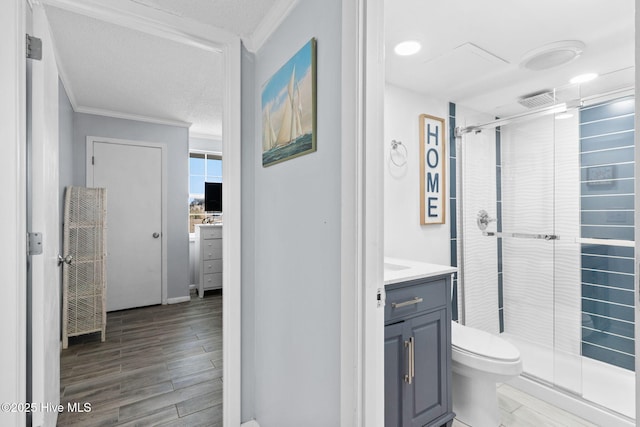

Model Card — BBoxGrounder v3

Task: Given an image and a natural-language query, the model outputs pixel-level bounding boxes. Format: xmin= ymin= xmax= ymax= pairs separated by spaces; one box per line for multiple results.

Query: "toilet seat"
xmin=451 ymin=321 xmax=520 ymax=362
xmin=451 ymin=321 xmax=522 ymax=377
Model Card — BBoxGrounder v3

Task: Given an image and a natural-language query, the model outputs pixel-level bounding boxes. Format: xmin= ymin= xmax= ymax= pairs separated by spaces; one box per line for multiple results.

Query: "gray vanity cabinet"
xmin=384 ymin=274 xmax=454 ymax=427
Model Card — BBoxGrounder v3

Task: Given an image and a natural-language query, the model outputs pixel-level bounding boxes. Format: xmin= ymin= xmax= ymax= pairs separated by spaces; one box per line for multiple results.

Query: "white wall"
xmin=384 ymin=84 xmax=450 ymax=265
xmin=241 ymin=0 xmax=343 ymax=425
xmin=73 ymin=113 xmax=190 ymax=299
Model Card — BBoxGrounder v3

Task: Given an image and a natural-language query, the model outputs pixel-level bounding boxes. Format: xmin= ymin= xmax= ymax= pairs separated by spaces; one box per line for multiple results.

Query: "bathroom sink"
xmin=384 ymin=262 xmax=410 ymax=271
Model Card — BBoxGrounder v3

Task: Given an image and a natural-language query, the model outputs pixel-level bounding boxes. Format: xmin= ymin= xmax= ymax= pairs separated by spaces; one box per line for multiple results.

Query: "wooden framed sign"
xmin=420 ymin=114 xmax=446 ymax=225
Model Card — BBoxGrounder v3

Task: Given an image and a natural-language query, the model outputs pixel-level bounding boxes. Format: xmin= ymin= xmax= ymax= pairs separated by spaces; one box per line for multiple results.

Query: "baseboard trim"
xmin=166 ymin=296 xmax=191 ymax=304
xmin=241 ymin=421 xmax=259 ymax=427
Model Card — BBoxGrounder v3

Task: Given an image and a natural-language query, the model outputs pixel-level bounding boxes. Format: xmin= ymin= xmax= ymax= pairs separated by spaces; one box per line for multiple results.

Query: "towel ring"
xmin=390 ymin=140 xmax=407 ymax=167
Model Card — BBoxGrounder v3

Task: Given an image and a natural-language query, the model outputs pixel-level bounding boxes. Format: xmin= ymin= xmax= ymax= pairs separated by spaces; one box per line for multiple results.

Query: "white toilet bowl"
xmin=451 ymin=321 xmax=522 ymax=427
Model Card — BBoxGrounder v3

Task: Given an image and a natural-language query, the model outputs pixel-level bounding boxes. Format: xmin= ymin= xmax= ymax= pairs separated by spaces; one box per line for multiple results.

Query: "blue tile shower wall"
xmin=496 ymin=126 xmax=504 ymax=332
xmin=580 ymin=96 xmax=635 ymax=371
xmin=449 ymin=102 xmax=458 ymax=321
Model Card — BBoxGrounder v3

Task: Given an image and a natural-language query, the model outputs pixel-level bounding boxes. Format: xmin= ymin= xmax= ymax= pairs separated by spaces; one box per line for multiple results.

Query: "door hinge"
xmin=377 ymin=288 xmax=386 ymax=308
xmin=92 ymin=156 xmax=95 ymax=165
xmin=26 ymin=34 xmax=42 ymax=61
xmin=27 ymin=232 xmax=43 ymax=256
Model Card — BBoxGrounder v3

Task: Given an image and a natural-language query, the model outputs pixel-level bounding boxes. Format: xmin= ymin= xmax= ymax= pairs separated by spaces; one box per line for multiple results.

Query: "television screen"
xmin=204 ymin=182 xmax=222 ymax=212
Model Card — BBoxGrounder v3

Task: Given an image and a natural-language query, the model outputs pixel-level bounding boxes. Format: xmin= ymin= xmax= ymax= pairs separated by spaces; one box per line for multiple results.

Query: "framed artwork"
xmin=420 ymin=114 xmax=446 ymax=225
xmin=261 ymin=38 xmax=317 ymax=167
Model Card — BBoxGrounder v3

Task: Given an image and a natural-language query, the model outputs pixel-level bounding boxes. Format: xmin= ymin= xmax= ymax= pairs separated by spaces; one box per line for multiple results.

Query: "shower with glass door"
xmin=453 ymin=94 xmax=636 ymax=422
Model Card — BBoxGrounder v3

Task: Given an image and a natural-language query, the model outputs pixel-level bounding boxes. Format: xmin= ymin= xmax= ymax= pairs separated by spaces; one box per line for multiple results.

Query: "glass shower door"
xmin=460 ymin=97 xmax=636 ymax=419
xmin=499 ymin=112 xmax=583 ymax=393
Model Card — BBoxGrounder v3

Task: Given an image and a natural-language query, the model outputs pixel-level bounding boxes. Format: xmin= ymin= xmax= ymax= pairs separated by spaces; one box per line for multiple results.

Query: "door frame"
xmin=340 ymin=0 xmax=385 ymax=426
xmin=0 ymin=1 xmax=27 ymax=426
xmin=32 ymin=1 xmax=243 ymax=426
xmin=86 ymin=136 xmax=169 ymax=306
xmin=635 ymin=5 xmax=640 ymax=420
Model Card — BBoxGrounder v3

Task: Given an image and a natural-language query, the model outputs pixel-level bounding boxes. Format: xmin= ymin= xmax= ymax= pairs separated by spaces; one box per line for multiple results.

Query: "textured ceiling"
xmin=47 ymin=1 xmax=634 ymax=137
xmin=385 ymin=0 xmax=635 ymax=118
xmin=128 ymin=0 xmax=280 ymax=38
xmin=46 ymin=5 xmax=225 ymax=137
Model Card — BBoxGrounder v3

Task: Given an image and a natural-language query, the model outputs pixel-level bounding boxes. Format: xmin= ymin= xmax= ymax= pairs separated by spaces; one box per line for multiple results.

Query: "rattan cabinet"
xmin=62 ymin=186 xmax=107 ymax=348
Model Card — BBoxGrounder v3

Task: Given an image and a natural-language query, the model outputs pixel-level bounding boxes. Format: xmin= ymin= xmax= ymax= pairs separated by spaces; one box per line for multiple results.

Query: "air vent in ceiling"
xmin=518 ymin=91 xmax=556 ymax=109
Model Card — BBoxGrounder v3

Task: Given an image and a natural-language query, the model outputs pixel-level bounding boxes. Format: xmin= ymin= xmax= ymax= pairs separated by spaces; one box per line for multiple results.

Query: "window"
xmin=189 ymin=152 xmax=222 ymax=233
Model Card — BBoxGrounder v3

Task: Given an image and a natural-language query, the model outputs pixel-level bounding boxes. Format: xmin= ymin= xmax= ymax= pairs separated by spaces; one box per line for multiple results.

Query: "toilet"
xmin=451 ymin=321 xmax=523 ymax=427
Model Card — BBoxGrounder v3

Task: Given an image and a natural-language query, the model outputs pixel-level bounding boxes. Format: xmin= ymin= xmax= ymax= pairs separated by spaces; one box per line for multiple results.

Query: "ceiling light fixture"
xmin=520 ymin=40 xmax=585 ymax=71
xmin=394 ymin=40 xmax=421 ymax=56
xmin=569 ymin=73 xmax=598 ymax=84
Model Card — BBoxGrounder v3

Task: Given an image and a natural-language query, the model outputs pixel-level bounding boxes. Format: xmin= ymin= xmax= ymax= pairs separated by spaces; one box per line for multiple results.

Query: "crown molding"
xmin=189 ymin=132 xmax=223 ymax=141
xmin=243 ymin=0 xmax=299 ymax=53
xmin=75 ymin=105 xmax=191 ymax=128
xmin=41 ymin=0 xmax=236 ymax=52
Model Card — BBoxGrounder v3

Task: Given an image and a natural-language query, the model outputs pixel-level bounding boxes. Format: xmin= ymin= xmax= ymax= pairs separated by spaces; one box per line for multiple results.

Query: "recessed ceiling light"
xmin=520 ymin=40 xmax=585 ymax=71
xmin=569 ymin=73 xmax=598 ymax=84
xmin=394 ymin=40 xmax=421 ymax=56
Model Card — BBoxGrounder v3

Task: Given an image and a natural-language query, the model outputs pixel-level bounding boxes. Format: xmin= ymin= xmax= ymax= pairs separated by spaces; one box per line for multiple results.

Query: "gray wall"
xmin=241 ymin=44 xmax=256 ymax=422
xmin=73 ymin=113 xmax=190 ymax=300
xmin=58 ymin=80 xmax=74 ymax=336
xmin=58 ymin=80 xmax=74 ymax=251
xmin=242 ymin=0 xmax=342 ymax=425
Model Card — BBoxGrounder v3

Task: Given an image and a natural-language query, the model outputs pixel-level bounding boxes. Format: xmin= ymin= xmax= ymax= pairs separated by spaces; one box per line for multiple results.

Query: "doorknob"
xmin=57 ymin=254 xmax=73 ymax=266
xmin=153 ymin=232 xmax=160 ymax=238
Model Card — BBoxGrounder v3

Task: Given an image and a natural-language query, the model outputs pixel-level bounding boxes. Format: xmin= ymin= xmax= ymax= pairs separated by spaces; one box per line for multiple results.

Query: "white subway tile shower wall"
xmin=458 ymin=106 xmax=500 ymax=333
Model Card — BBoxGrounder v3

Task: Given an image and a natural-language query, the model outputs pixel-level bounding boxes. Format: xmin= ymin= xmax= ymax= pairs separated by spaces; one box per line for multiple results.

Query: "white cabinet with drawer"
xmin=195 ymin=224 xmax=222 ymax=297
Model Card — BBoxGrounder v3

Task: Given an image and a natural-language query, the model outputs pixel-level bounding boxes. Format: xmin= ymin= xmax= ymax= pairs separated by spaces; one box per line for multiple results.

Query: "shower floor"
xmin=502 ymin=333 xmax=635 ymax=420
xmin=452 ymin=383 xmax=597 ymax=427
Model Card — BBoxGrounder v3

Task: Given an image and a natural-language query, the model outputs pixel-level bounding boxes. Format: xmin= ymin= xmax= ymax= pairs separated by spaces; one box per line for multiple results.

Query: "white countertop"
xmin=384 ymin=257 xmax=457 ymax=285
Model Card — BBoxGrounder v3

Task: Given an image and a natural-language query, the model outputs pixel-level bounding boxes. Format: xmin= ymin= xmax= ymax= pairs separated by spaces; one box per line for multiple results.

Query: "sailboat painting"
xmin=261 ymin=38 xmax=317 ymax=167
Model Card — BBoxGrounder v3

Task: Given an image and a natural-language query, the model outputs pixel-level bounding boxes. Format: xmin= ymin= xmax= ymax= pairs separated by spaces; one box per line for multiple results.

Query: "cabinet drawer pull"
xmin=392 ymin=297 xmax=423 ymax=309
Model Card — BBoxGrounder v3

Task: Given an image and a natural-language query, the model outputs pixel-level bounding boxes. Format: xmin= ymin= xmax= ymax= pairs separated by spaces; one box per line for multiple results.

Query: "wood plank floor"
xmin=58 ymin=290 xmax=223 ymax=427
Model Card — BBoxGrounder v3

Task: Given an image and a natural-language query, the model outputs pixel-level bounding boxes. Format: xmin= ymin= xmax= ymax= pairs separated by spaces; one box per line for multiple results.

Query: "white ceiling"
xmin=47 ymin=1 xmax=635 ymax=137
xmin=385 ymin=0 xmax=635 ymax=118
xmin=127 ymin=0 xmax=280 ymax=39
xmin=46 ymin=5 xmax=224 ymax=136
xmin=45 ymin=0 xmax=289 ymax=138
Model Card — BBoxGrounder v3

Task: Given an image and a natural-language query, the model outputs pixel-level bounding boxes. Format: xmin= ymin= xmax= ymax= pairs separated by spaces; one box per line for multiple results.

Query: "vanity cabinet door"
xmin=384 ymin=274 xmax=453 ymax=427
xmin=405 ymin=309 xmax=448 ymax=427
xmin=385 ymin=322 xmax=405 ymax=427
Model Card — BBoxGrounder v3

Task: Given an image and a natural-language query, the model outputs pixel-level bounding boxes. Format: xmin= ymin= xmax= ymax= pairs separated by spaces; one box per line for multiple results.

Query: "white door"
xmin=30 ymin=5 xmax=61 ymax=427
xmin=88 ymin=139 xmax=164 ymax=311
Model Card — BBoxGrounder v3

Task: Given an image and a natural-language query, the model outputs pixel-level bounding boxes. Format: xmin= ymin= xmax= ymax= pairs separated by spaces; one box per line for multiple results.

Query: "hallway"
xmin=58 ymin=291 xmax=222 ymax=426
